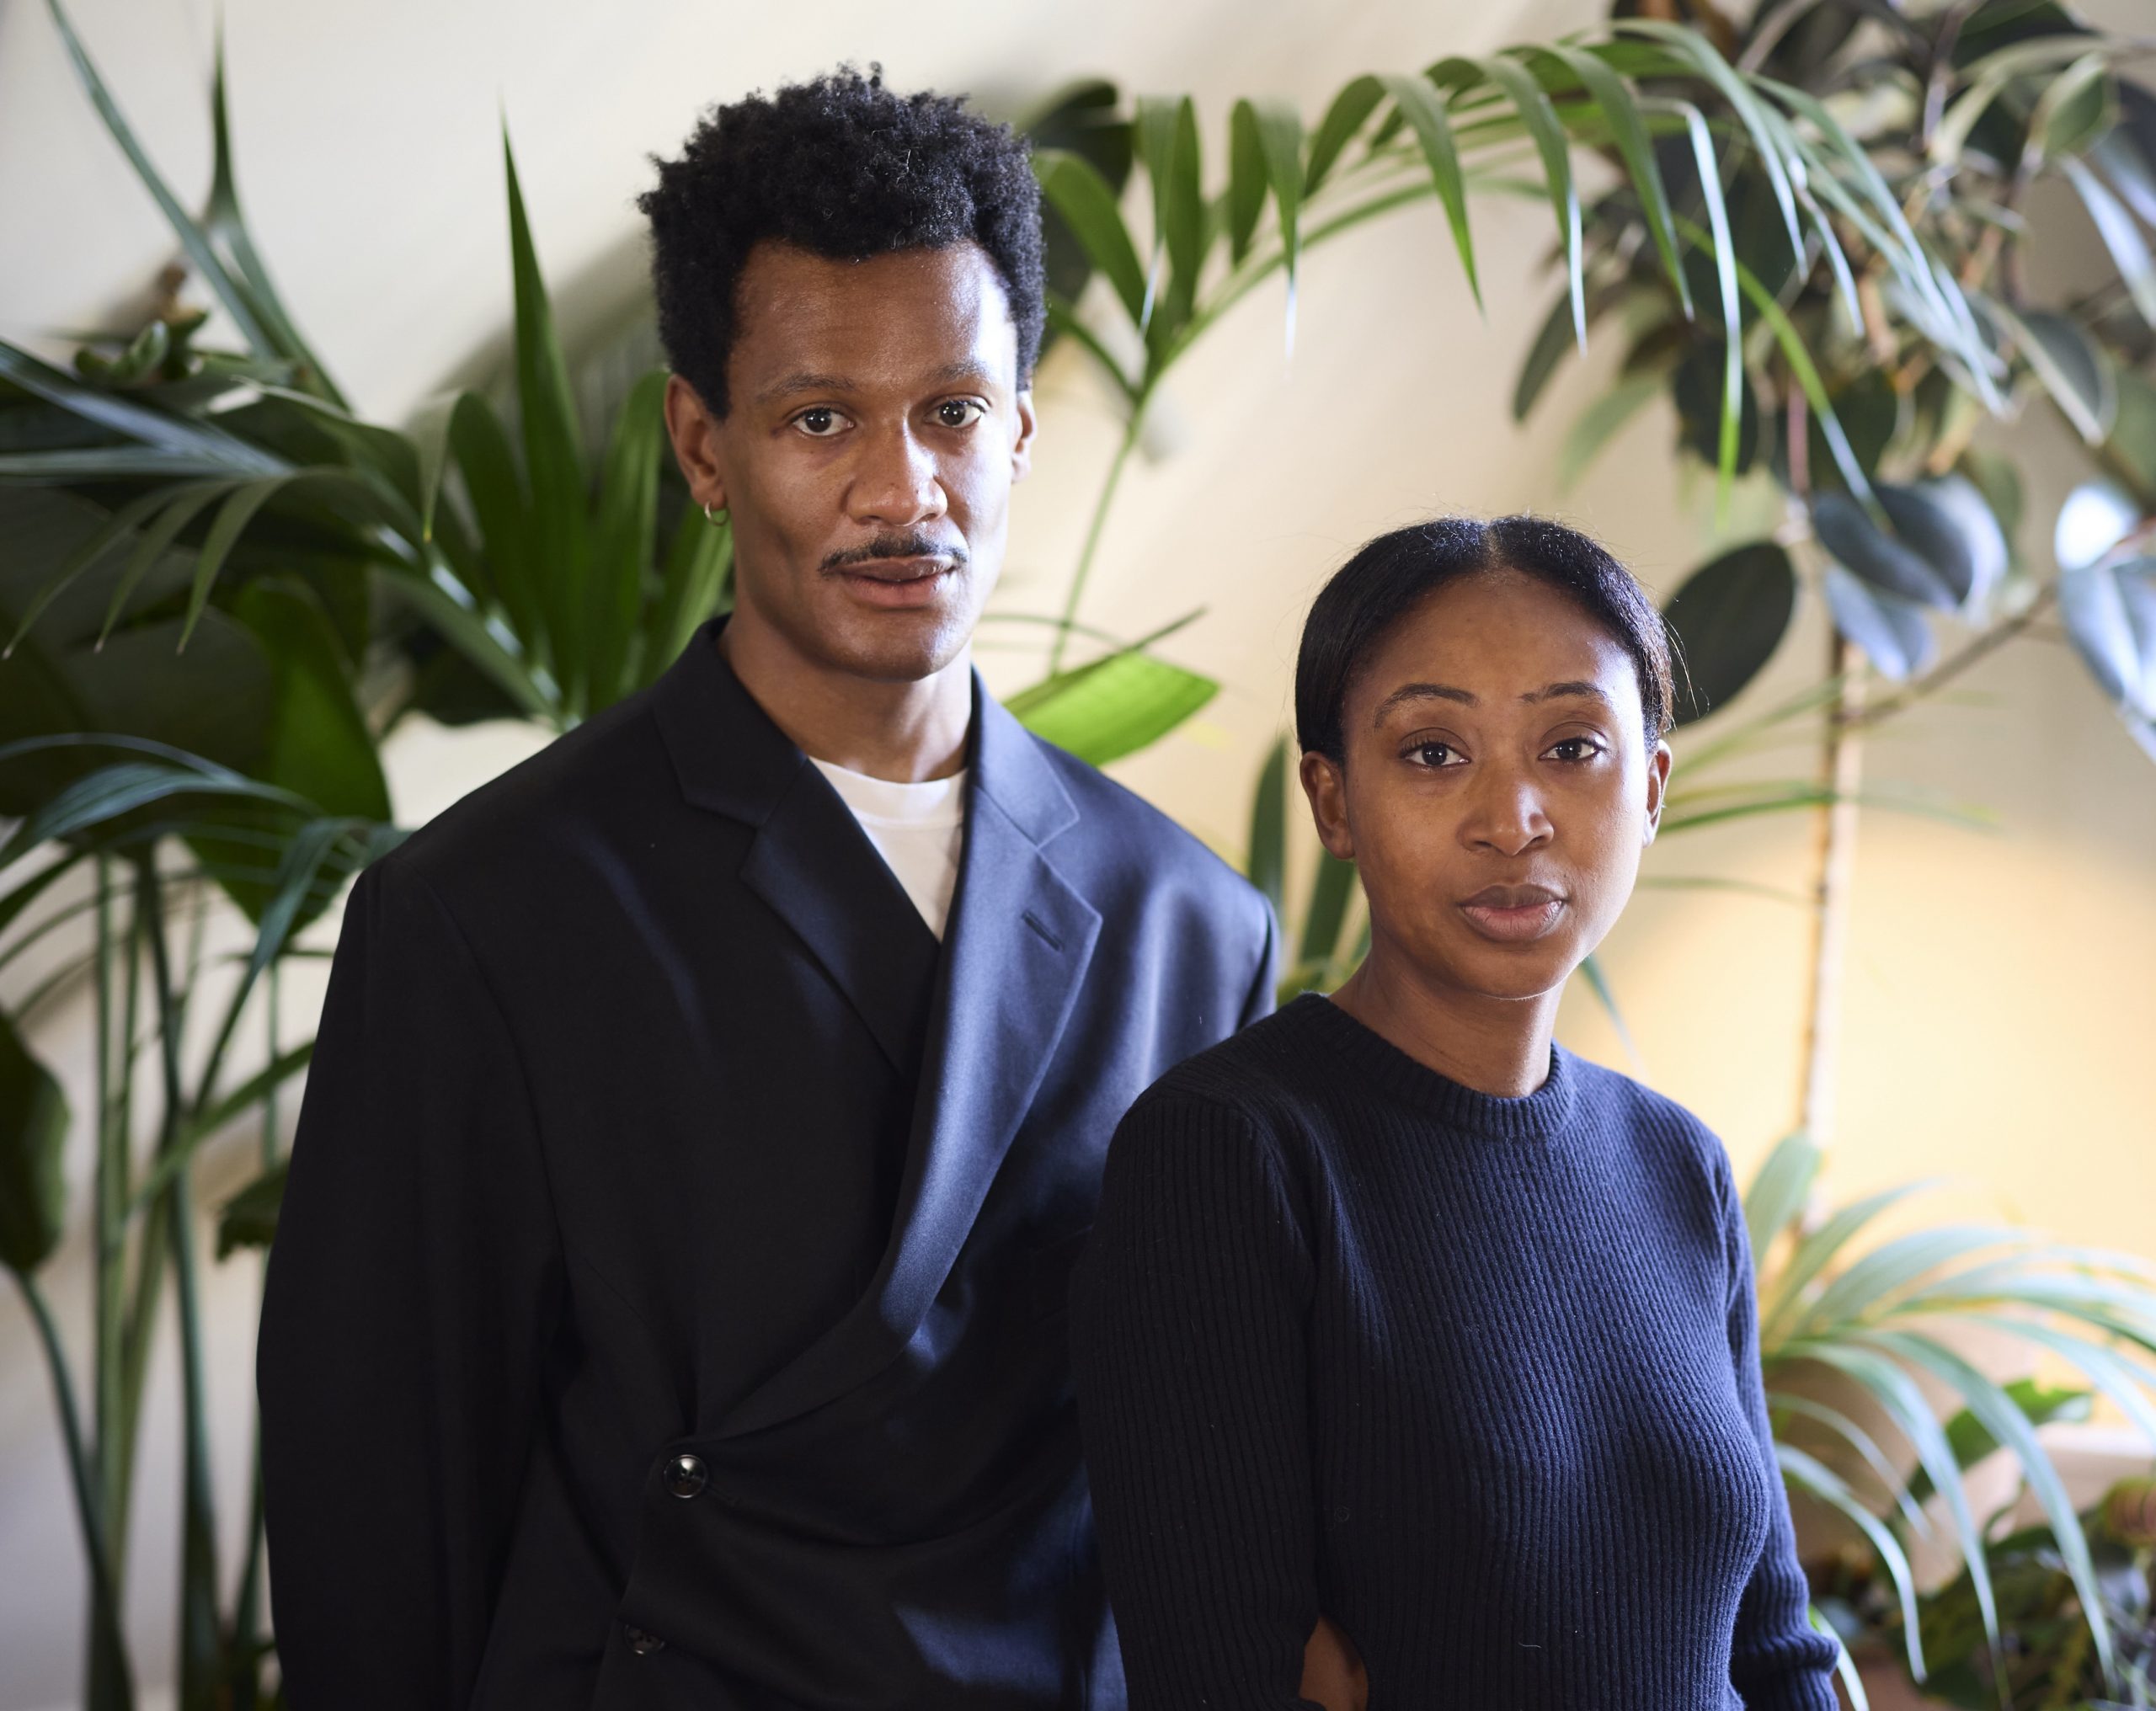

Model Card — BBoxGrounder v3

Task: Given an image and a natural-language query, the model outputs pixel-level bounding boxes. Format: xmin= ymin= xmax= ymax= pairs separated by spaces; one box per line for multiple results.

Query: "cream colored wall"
xmin=3 ymin=0 xmax=2153 ymax=1704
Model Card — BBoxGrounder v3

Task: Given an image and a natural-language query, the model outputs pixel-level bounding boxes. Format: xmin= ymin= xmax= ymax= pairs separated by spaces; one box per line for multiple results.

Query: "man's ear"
xmin=1643 ymin=739 xmax=1673 ymax=845
xmin=1010 ymin=386 xmax=1038 ymax=482
xmin=1299 ymin=750 xmax=1355 ymax=863
xmin=664 ymin=373 xmax=728 ymax=513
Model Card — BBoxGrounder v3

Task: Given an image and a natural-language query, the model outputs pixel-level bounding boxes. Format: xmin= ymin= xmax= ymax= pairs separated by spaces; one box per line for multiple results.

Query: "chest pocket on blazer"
xmin=1026 ymin=1226 xmax=1093 ymax=1325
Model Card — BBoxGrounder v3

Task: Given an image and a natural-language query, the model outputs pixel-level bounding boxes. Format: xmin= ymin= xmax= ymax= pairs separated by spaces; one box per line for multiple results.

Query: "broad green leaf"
xmin=201 ymin=17 xmax=344 ymax=404
xmin=228 ymin=578 xmax=390 ymax=823
xmin=0 ymin=1005 xmax=70 ymax=1274
xmin=0 ymin=336 xmax=281 ymax=476
xmin=1134 ymin=97 xmax=1204 ymax=340
xmin=643 ymin=509 xmax=733 ymax=683
xmin=2063 ymin=156 xmax=2156 ymax=328
xmin=1006 ymin=648 xmax=1217 ymax=765
xmin=1513 ymin=290 xmax=1582 ymax=424
xmin=181 ymin=475 xmax=290 ymax=648
xmin=1539 ymin=45 xmax=1692 ymax=317
xmin=1484 ymin=54 xmax=1582 ymax=349
xmin=1662 ymin=99 xmax=1742 ymax=505
xmin=1777 ymin=1442 xmax=1924 ymax=1673
xmin=2028 ymin=51 xmax=2116 ymax=161
xmin=1304 ymin=75 xmax=1384 ymax=197
xmin=216 ymin=1158 xmax=287 ymax=1259
xmin=1662 ymin=541 xmax=1796 ymax=726
xmin=1576 ymin=951 xmax=1638 ymax=1065
xmin=1862 ymin=1327 xmax=2118 ymax=1679
xmin=1988 ymin=298 xmax=2116 ymax=444
xmin=1299 ymin=849 xmax=1356 ymax=969
xmin=1249 ymin=101 xmax=1305 ymax=354
xmin=1379 ymin=74 xmax=1480 ymax=312
xmin=1226 ymin=100 xmax=1270 ymax=264
xmin=1821 ymin=567 xmax=1935 ymax=681
xmin=448 ymin=391 xmax=542 ymax=654
xmin=1021 ymin=80 xmax=1134 ymax=319
xmin=1812 ymin=491 xmax=1962 ymax=611
xmin=44 ymin=0 xmax=278 ymax=361
xmin=1246 ymin=734 xmax=1288 ymax=913
xmin=503 ymin=130 xmax=592 ymax=708
xmin=103 ymin=481 xmax=246 ymax=642
xmin=585 ymin=369 xmax=669 ymax=714
xmin=1559 ymin=369 xmax=1663 ymax=490
xmin=1742 ymin=1130 xmax=1819 ymax=1261
xmin=1788 ymin=1339 xmax=2004 ymax=1667
xmin=2059 ymin=559 xmax=2154 ymax=716
xmin=1033 ymin=150 xmax=1149 ymax=328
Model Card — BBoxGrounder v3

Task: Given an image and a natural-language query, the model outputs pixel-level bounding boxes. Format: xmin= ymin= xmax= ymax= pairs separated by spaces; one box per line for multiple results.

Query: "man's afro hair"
xmin=639 ymin=67 xmax=1046 ymax=416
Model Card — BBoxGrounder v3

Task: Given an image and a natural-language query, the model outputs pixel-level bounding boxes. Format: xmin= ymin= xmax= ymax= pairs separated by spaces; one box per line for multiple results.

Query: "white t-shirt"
xmin=809 ymin=758 xmax=969 ymax=941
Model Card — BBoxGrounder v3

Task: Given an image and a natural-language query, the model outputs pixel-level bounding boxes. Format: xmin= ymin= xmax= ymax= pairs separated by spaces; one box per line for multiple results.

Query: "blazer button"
xmin=625 ymin=1627 xmax=665 ymax=1656
xmin=664 ymin=1453 xmax=708 ymax=1499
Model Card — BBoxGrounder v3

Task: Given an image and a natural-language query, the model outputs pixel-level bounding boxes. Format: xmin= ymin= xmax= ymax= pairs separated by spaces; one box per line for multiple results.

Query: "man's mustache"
xmin=821 ymin=532 xmax=970 ymax=573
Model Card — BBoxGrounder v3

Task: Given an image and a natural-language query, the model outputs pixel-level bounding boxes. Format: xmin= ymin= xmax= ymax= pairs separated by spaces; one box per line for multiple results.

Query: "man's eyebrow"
xmin=926 ymin=360 xmax=998 ymax=387
xmin=755 ymin=371 xmax=857 ymax=404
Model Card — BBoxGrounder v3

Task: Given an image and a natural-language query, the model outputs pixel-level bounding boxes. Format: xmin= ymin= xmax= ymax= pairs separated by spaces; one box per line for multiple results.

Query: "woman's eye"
xmin=1405 ymin=741 xmax=1460 ymax=769
xmin=792 ymin=407 xmax=847 ymax=438
xmin=935 ymin=398 xmax=986 ymax=429
xmin=1546 ymin=737 xmax=1607 ymax=763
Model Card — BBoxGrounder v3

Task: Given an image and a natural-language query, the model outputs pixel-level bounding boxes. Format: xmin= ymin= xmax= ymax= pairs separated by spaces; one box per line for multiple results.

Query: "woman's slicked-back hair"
xmin=1294 ymin=515 xmax=1675 ymax=764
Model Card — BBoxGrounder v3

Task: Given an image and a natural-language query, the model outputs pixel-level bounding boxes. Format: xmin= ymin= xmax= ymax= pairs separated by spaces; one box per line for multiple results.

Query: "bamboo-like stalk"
xmin=227 ymin=961 xmax=280 ymax=1710
xmin=1049 ymin=407 xmax=1149 ymax=674
xmin=88 ymin=856 xmax=132 ymax=1711
xmin=17 ymin=1266 xmax=134 ymax=1708
xmin=137 ymin=856 xmax=222 ymax=1711
xmin=1798 ymin=637 xmax=1866 ymax=1150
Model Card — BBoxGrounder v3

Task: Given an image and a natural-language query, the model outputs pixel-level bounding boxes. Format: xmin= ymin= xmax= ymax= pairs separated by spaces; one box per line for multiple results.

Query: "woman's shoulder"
xmin=1561 ymin=1047 xmax=1740 ymax=1210
xmin=1125 ymin=995 xmax=1343 ymax=1135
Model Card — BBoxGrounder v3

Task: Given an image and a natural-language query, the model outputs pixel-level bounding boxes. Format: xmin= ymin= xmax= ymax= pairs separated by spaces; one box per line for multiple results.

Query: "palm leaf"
xmin=1380 ymin=72 xmax=1481 ymax=312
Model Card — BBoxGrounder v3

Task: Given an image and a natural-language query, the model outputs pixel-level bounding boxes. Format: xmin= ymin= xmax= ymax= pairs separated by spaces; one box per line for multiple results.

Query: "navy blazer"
xmin=258 ymin=620 xmax=1276 ymax=1710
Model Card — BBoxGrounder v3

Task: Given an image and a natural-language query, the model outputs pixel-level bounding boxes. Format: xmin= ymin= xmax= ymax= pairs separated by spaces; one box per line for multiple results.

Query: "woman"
xmin=1069 ymin=517 xmax=1840 ymax=1710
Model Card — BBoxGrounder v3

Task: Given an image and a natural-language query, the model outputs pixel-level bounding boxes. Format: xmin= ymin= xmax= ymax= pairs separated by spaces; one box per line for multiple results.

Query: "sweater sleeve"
xmin=1716 ymin=1153 xmax=1841 ymax=1711
xmin=258 ymin=859 xmax=565 ymax=1709
xmin=1069 ymin=1094 xmax=1323 ymax=1711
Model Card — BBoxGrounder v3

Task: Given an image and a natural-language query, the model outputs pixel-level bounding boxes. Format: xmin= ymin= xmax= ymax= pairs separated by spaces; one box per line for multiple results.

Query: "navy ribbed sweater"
xmin=1069 ymin=994 xmax=1839 ymax=1710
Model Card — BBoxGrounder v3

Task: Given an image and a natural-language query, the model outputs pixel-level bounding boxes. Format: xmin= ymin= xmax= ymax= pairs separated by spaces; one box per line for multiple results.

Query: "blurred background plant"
xmin=3 ymin=0 xmax=2154 ymax=1704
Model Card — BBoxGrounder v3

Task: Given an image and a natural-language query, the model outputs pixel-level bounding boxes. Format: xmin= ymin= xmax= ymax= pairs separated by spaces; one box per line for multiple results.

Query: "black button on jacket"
xmin=257 ymin=621 xmax=1276 ymax=1710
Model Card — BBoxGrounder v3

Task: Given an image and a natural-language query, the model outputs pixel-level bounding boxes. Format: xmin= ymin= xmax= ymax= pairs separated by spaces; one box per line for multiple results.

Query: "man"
xmin=258 ymin=67 xmax=1275 ymax=1710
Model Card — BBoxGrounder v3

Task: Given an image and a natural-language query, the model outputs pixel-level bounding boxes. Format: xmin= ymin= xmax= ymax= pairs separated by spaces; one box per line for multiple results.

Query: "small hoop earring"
xmin=702 ymin=502 xmax=726 ymax=525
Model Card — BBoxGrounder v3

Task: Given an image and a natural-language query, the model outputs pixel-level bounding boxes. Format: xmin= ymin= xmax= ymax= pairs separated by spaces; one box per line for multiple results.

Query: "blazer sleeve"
xmin=258 ymin=858 xmax=565 ymax=1710
xmin=1069 ymin=1094 xmax=1322 ymax=1711
xmin=1717 ymin=1154 xmax=1841 ymax=1711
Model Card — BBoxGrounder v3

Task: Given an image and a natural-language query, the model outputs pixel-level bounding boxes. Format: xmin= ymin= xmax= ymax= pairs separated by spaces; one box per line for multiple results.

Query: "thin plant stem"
xmin=1799 ymin=637 xmax=1866 ymax=1151
xmin=227 ymin=960 xmax=280 ymax=1710
xmin=1049 ymin=404 xmax=1148 ymax=674
xmin=1843 ymin=583 xmax=2061 ymax=731
xmin=89 ymin=856 xmax=131 ymax=1711
xmin=137 ymin=856 xmax=222 ymax=1711
xmin=16 ymin=1268 xmax=135 ymax=1710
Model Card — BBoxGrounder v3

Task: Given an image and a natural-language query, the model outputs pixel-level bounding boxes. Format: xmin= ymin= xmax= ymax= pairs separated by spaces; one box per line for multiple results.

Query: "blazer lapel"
xmin=721 ymin=680 xmax=1101 ymax=1437
xmin=648 ymin=621 xmax=938 ymax=1077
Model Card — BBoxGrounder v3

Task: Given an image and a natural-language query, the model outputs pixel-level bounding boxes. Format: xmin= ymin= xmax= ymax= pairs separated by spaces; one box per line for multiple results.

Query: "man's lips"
xmin=829 ymin=554 xmax=961 ymax=610
xmin=1457 ymin=883 xmax=1567 ymax=943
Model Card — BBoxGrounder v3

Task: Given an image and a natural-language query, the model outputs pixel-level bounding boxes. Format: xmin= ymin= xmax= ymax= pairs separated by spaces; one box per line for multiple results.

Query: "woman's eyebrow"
xmin=1371 ymin=679 xmax=1612 ymax=723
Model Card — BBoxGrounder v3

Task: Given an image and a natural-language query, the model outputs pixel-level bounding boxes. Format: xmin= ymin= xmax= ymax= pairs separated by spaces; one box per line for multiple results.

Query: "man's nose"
xmin=849 ymin=421 xmax=947 ymax=527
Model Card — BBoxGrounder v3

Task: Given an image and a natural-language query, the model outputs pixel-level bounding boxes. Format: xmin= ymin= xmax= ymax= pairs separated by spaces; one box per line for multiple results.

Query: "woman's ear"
xmin=1643 ymin=739 xmax=1673 ymax=845
xmin=1299 ymin=750 xmax=1356 ymax=863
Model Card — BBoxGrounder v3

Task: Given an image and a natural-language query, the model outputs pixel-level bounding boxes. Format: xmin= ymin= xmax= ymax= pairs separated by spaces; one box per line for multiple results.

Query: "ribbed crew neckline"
xmin=1285 ymin=991 xmax=1575 ymax=1143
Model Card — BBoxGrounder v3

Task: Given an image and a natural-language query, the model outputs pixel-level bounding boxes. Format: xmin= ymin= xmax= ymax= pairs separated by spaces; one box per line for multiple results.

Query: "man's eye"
xmin=1546 ymin=737 xmax=1607 ymax=763
xmin=1405 ymin=741 xmax=1460 ymax=769
xmin=793 ymin=407 xmax=847 ymax=438
xmin=935 ymin=398 xmax=986 ymax=429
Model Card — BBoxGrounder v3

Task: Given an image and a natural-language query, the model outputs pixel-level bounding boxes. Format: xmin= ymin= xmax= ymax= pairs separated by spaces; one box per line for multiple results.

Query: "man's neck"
xmin=717 ymin=619 xmax=973 ymax=783
xmin=1327 ymin=946 xmax=1560 ymax=1100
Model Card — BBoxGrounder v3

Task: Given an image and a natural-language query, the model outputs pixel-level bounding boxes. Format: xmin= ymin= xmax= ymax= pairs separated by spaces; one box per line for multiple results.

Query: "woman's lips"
xmin=1457 ymin=886 xmax=1567 ymax=943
